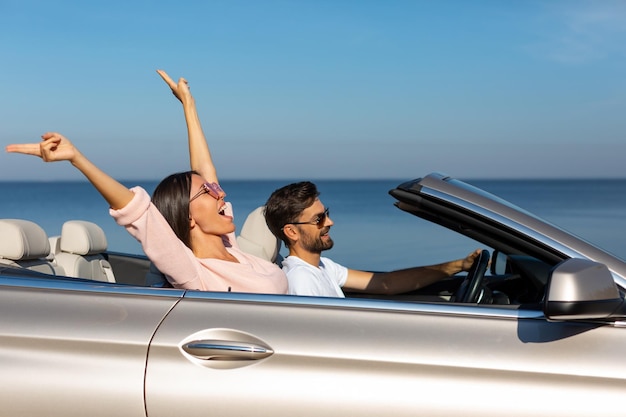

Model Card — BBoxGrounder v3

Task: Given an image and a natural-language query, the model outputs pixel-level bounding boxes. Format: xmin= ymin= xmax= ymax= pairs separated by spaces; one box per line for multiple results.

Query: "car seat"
xmin=53 ymin=220 xmax=116 ymax=282
xmin=0 ymin=219 xmax=65 ymax=275
xmin=236 ymin=206 xmax=282 ymax=264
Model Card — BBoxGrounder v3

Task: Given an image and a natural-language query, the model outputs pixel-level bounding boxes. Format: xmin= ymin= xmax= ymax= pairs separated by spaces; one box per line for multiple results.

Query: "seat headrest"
xmin=236 ymin=206 xmax=281 ymax=262
xmin=0 ymin=219 xmax=51 ymax=260
xmin=60 ymin=220 xmax=108 ymax=255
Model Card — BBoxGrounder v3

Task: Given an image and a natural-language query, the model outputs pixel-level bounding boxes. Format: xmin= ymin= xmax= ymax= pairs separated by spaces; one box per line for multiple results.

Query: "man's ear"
xmin=282 ymin=224 xmax=298 ymax=242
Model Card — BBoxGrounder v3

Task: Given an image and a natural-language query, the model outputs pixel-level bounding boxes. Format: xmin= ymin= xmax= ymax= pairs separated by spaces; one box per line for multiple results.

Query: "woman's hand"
xmin=6 ymin=132 xmax=80 ymax=163
xmin=156 ymin=68 xmax=218 ymax=183
xmin=157 ymin=69 xmax=194 ymax=107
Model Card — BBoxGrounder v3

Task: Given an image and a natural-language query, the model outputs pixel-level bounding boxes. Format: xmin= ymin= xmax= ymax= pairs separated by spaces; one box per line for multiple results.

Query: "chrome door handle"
xmin=182 ymin=340 xmax=274 ymax=361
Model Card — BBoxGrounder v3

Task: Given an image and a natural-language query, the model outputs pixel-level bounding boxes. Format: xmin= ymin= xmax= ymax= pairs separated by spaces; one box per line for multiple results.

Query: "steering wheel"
xmin=455 ymin=250 xmax=490 ymax=303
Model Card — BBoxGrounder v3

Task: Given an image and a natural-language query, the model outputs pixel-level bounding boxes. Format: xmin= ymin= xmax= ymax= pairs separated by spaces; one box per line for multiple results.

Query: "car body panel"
xmin=0 ymin=276 xmax=183 ymax=417
xmin=145 ymin=293 xmax=626 ymax=417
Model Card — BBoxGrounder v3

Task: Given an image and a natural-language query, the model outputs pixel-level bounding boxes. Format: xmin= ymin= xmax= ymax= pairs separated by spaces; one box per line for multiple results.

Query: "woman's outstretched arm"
xmin=156 ymin=69 xmax=218 ymax=184
xmin=6 ymin=132 xmax=134 ymax=210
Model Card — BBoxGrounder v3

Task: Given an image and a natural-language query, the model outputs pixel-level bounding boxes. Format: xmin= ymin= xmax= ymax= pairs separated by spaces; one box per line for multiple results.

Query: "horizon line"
xmin=2 ymin=176 xmax=626 ymax=183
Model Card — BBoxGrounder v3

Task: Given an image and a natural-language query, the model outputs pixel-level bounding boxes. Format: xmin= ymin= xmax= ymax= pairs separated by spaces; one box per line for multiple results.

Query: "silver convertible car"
xmin=1 ymin=172 xmax=626 ymax=417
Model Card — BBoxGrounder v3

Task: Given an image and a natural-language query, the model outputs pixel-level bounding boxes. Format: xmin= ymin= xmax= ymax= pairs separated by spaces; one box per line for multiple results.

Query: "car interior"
xmin=0 ymin=201 xmax=555 ymax=309
xmin=359 ymin=207 xmax=558 ymax=307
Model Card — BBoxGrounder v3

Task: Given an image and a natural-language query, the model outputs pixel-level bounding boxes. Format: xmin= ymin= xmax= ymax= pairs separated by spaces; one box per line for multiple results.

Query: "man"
xmin=264 ymin=181 xmax=481 ymax=297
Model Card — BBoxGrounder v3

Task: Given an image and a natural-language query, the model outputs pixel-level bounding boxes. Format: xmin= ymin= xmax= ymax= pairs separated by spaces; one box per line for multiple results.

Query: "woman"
xmin=5 ymin=71 xmax=288 ymax=294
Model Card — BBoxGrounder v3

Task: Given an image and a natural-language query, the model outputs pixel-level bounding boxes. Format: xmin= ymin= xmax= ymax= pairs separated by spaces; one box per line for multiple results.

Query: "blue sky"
xmin=2 ymin=0 xmax=625 ymax=180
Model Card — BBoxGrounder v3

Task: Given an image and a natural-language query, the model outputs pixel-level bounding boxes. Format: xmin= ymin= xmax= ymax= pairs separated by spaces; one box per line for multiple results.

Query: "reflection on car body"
xmin=1 ymin=172 xmax=626 ymax=417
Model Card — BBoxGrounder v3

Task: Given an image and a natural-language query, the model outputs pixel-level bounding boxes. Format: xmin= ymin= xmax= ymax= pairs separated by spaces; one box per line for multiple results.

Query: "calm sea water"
xmin=2 ymin=178 xmax=626 ymax=270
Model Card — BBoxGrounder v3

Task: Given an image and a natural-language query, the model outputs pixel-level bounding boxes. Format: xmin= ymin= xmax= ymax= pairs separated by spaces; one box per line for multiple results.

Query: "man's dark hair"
xmin=264 ymin=181 xmax=319 ymax=247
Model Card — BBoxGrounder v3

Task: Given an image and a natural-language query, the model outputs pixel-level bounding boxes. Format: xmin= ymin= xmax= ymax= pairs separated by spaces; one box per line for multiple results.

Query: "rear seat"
xmin=52 ymin=220 xmax=116 ymax=283
xmin=0 ymin=219 xmax=65 ymax=275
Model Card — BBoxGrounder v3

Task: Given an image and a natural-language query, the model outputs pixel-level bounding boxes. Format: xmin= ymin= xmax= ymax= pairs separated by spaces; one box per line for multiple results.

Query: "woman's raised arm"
xmin=6 ymin=132 xmax=134 ymax=210
xmin=156 ymin=70 xmax=218 ymax=184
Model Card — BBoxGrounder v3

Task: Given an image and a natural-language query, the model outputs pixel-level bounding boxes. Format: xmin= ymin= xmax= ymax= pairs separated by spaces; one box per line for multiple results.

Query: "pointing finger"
xmin=5 ymin=143 xmax=43 ymax=157
xmin=156 ymin=69 xmax=177 ymax=89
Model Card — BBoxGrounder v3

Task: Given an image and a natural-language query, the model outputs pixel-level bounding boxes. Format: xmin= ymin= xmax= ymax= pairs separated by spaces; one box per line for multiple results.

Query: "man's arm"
xmin=343 ymin=249 xmax=481 ymax=295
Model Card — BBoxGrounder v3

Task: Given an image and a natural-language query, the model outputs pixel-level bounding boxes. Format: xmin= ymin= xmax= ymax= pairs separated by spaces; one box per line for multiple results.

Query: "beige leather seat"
xmin=53 ymin=220 xmax=116 ymax=282
xmin=236 ymin=206 xmax=282 ymax=263
xmin=0 ymin=219 xmax=64 ymax=275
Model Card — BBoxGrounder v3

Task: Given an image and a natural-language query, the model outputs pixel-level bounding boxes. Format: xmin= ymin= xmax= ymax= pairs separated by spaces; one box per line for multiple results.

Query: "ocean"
xmin=2 ymin=178 xmax=626 ymax=271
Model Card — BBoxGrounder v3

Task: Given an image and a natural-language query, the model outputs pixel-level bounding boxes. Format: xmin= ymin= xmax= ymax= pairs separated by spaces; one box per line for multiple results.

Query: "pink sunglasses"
xmin=190 ymin=182 xmax=226 ymax=203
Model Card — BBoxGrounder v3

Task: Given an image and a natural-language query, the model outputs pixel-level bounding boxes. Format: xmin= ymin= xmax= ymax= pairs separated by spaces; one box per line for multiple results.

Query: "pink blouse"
xmin=110 ymin=187 xmax=288 ymax=294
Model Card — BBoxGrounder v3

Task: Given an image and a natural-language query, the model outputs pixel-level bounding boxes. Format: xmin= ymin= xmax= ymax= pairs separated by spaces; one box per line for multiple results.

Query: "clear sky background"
xmin=2 ymin=0 xmax=625 ymax=181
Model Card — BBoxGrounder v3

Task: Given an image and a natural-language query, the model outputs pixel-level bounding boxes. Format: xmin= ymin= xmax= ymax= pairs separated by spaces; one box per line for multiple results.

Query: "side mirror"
xmin=490 ymin=250 xmax=509 ymax=275
xmin=544 ymin=258 xmax=626 ymax=321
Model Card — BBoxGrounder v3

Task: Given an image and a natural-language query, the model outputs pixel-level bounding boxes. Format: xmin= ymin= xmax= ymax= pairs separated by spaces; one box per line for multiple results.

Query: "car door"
xmin=145 ymin=292 xmax=626 ymax=417
xmin=0 ymin=275 xmax=183 ymax=417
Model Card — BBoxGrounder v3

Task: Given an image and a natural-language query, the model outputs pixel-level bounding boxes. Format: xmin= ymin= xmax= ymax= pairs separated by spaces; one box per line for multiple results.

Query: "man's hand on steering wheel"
xmin=460 ymin=249 xmax=484 ymax=272
xmin=456 ymin=249 xmax=491 ymax=303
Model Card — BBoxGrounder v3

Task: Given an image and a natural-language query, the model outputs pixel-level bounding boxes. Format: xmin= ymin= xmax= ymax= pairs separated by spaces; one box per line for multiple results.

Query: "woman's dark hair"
xmin=151 ymin=171 xmax=198 ymax=249
xmin=264 ymin=181 xmax=319 ymax=247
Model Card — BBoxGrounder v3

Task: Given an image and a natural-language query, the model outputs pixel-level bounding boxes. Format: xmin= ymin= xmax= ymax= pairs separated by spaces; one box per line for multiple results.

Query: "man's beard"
xmin=300 ymin=227 xmax=334 ymax=253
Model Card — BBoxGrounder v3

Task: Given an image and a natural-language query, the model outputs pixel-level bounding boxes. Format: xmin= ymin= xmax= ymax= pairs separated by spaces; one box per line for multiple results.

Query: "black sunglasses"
xmin=284 ymin=208 xmax=330 ymax=228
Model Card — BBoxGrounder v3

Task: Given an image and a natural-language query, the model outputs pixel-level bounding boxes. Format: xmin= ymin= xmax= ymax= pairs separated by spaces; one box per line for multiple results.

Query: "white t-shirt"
xmin=282 ymin=255 xmax=348 ymax=298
